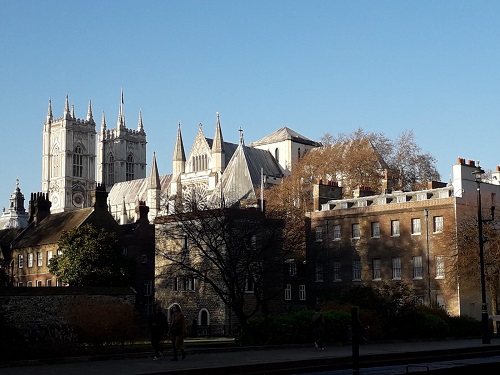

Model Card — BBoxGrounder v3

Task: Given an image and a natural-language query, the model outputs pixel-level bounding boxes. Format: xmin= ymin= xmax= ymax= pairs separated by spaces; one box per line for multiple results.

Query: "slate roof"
xmin=107 ymin=174 xmax=172 ymax=207
xmin=11 ymin=208 xmax=93 ymax=248
xmin=249 ymin=126 xmax=321 ymax=147
xmin=0 ymin=227 xmax=22 ymax=260
xmin=205 ymin=138 xmax=239 ymax=166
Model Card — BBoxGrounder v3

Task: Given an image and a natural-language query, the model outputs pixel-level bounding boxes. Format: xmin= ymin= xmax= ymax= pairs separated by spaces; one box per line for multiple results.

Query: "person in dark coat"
xmin=311 ymin=306 xmax=325 ymax=350
xmin=149 ymin=304 xmax=168 ymax=360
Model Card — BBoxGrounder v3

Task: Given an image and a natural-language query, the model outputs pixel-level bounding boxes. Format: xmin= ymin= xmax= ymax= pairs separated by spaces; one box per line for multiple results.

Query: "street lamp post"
xmin=472 ymin=166 xmax=490 ymax=344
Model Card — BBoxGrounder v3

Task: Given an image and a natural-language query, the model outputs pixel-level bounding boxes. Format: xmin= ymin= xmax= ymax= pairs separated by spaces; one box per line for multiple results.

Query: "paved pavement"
xmin=1 ymin=338 xmax=500 ymax=375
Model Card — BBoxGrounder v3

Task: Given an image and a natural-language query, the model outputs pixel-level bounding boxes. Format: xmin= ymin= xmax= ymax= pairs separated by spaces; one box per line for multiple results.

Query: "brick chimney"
xmin=28 ymin=192 xmax=51 ymax=225
xmin=353 ymin=185 xmax=375 ymax=198
xmin=312 ymin=180 xmax=343 ymax=211
xmin=91 ymin=183 xmax=108 ymax=210
xmin=381 ymin=169 xmax=393 ymax=194
xmin=135 ymin=200 xmax=150 ymax=224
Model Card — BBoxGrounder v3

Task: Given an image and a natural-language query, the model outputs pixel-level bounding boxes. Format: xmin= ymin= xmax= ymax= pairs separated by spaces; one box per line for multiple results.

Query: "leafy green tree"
xmin=49 ymin=224 xmax=134 ymax=286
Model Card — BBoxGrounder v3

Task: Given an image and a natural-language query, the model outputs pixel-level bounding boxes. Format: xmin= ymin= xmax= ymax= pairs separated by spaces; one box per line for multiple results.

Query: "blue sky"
xmin=1 ymin=0 xmax=500 ymax=207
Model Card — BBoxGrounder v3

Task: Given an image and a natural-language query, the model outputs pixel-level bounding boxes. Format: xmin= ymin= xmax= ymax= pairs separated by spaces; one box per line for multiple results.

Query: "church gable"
xmin=186 ymin=125 xmax=212 ymax=173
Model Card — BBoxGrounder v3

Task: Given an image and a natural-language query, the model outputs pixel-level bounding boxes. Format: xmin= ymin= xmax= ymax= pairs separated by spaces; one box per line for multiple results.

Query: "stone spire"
xmin=71 ymin=104 xmax=75 ymax=118
xmin=173 ymin=122 xmax=186 ymax=164
xmin=46 ymin=98 xmax=53 ymax=123
xmin=63 ymin=94 xmax=71 ymax=119
xmin=137 ymin=109 xmax=144 ymax=132
xmin=120 ymin=197 xmax=128 ymax=225
xmin=212 ymin=112 xmax=225 ymax=173
xmin=117 ymin=88 xmax=125 ymax=129
xmin=149 ymin=151 xmax=161 ymax=190
xmin=86 ymin=99 xmax=94 ymax=123
xmin=212 ymin=112 xmax=224 ymax=153
xmin=100 ymin=110 xmax=107 ymax=132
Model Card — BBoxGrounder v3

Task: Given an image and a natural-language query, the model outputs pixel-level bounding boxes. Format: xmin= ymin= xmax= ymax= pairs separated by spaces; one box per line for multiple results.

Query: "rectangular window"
xmin=352 ymin=223 xmax=360 ymax=239
xmin=56 ymin=279 xmax=63 ymax=286
xmin=17 ymin=282 xmax=23 ymax=287
xmin=27 ymin=253 xmax=34 ymax=268
xmin=436 ymin=256 xmax=445 ymax=278
xmin=372 ymin=259 xmax=381 ymax=280
xmin=413 ymin=256 xmax=423 ymax=279
xmin=315 ymin=227 xmax=323 ymax=242
xmin=392 ymin=257 xmax=402 ymax=280
xmin=412 ymin=218 xmax=421 ymax=235
xmin=36 ymin=280 xmax=42 ymax=287
xmin=315 ymin=264 xmax=324 ymax=282
xmin=185 ymin=276 xmax=195 ymax=291
xmin=391 ymin=220 xmax=400 ymax=236
xmin=46 ymin=279 xmax=52 ymax=287
xmin=18 ymin=254 xmax=23 ymax=268
xmin=371 ymin=222 xmax=380 ymax=238
xmin=438 ymin=190 xmax=449 ymax=198
xmin=299 ymin=284 xmax=306 ymax=301
xmin=57 ymin=249 xmax=62 ymax=256
xmin=333 ymin=225 xmax=341 ymax=241
xmin=285 ymin=284 xmax=291 ymax=300
xmin=182 ymin=235 xmax=188 ymax=251
xmin=37 ymin=252 xmax=43 ymax=267
xmin=289 ymin=262 xmax=297 ymax=277
xmin=47 ymin=250 xmax=53 ymax=266
xmin=141 ymin=254 xmax=148 ymax=264
xmin=333 ymin=261 xmax=342 ymax=281
xmin=144 ymin=280 xmax=152 ymax=296
xmin=434 ymin=216 xmax=444 ymax=233
xmin=245 ymin=275 xmax=255 ymax=292
xmin=27 ymin=281 xmax=32 ymax=287
xmin=417 ymin=193 xmax=427 ymax=201
xmin=352 ymin=260 xmax=361 ymax=281
xmin=397 ymin=195 xmax=407 ymax=203
xmin=171 ymin=277 xmax=179 ymax=291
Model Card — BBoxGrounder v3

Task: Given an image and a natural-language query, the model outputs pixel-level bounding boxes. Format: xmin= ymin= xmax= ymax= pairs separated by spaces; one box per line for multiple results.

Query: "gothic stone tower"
xmin=42 ymin=96 xmax=96 ymax=213
xmin=97 ymin=90 xmax=147 ymax=190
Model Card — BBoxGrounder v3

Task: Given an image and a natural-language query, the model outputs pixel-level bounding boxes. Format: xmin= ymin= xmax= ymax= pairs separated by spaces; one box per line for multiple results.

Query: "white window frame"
xmin=27 ymin=281 xmax=33 ymax=287
xmin=333 ymin=261 xmax=342 ymax=281
xmin=285 ymin=284 xmax=291 ymax=300
xmin=392 ymin=257 xmax=402 ymax=280
xmin=333 ymin=225 xmax=341 ymax=241
xmin=413 ymin=256 xmax=423 ymax=279
xmin=435 ymin=256 xmax=445 ymax=278
xmin=299 ymin=284 xmax=306 ymax=301
xmin=18 ymin=254 xmax=24 ymax=269
xmin=144 ymin=280 xmax=152 ymax=296
xmin=36 ymin=280 xmax=42 ymax=287
xmin=433 ymin=216 xmax=444 ymax=233
xmin=46 ymin=279 xmax=52 ymax=287
xmin=372 ymin=258 xmax=381 ymax=280
xmin=352 ymin=223 xmax=360 ymax=239
xmin=352 ymin=259 xmax=361 ymax=281
xmin=37 ymin=252 xmax=43 ymax=267
xmin=371 ymin=222 xmax=380 ymax=238
xmin=391 ymin=220 xmax=400 ymax=237
xmin=47 ymin=250 xmax=53 ymax=266
xmin=411 ymin=218 xmax=421 ymax=235
xmin=315 ymin=227 xmax=323 ymax=242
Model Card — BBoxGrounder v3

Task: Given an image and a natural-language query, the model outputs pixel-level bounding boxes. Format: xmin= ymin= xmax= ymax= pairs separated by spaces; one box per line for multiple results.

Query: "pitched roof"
xmin=107 ymin=174 xmax=172 ymax=207
xmin=12 ymin=208 xmax=93 ymax=248
xmin=205 ymin=138 xmax=238 ymax=166
xmin=249 ymin=126 xmax=321 ymax=147
xmin=217 ymin=144 xmax=284 ymax=207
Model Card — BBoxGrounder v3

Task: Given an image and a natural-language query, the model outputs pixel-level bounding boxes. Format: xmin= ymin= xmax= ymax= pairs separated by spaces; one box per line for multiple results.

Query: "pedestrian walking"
xmin=169 ymin=303 xmax=187 ymax=361
xmin=149 ymin=304 xmax=168 ymax=360
xmin=311 ymin=306 xmax=325 ymax=350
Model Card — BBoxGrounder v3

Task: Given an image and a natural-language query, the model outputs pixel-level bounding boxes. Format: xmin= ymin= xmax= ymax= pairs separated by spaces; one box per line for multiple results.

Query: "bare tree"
xmin=155 ymin=191 xmax=286 ymax=336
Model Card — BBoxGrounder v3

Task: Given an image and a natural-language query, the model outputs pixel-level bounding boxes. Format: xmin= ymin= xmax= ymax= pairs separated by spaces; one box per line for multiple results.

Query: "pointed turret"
xmin=117 ymin=88 xmax=125 ymax=129
xmin=173 ymin=121 xmax=186 ymax=169
xmin=46 ymin=98 xmax=53 ymax=123
xmin=147 ymin=152 xmax=161 ymax=221
xmin=120 ymin=197 xmax=128 ymax=225
xmin=86 ymin=99 xmax=94 ymax=123
xmin=100 ymin=110 xmax=107 ymax=132
xmin=63 ymin=94 xmax=71 ymax=119
xmin=149 ymin=151 xmax=161 ymax=190
xmin=211 ymin=112 xmax=225 ymax=173
xmin=71 ymin=104 xmax=75 ymax=118
xmin=137 ymin=110 xmax=144 ymax=132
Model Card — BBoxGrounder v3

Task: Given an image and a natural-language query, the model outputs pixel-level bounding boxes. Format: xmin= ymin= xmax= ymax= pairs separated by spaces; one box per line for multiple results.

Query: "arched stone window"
xmin=126 ymin=154 xmax=134 ymax=181
xmin=275 ymin=148 xmax=279 ymax=162
xmin=107 ymin=154 xmax=115 ymax=185
xmin=73 ymin=146 xmax=83 ymax=177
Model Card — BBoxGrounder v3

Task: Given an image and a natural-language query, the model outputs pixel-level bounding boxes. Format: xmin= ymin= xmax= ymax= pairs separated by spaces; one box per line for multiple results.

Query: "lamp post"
xmin=472 ymin=166 xmax=490 ymax=344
